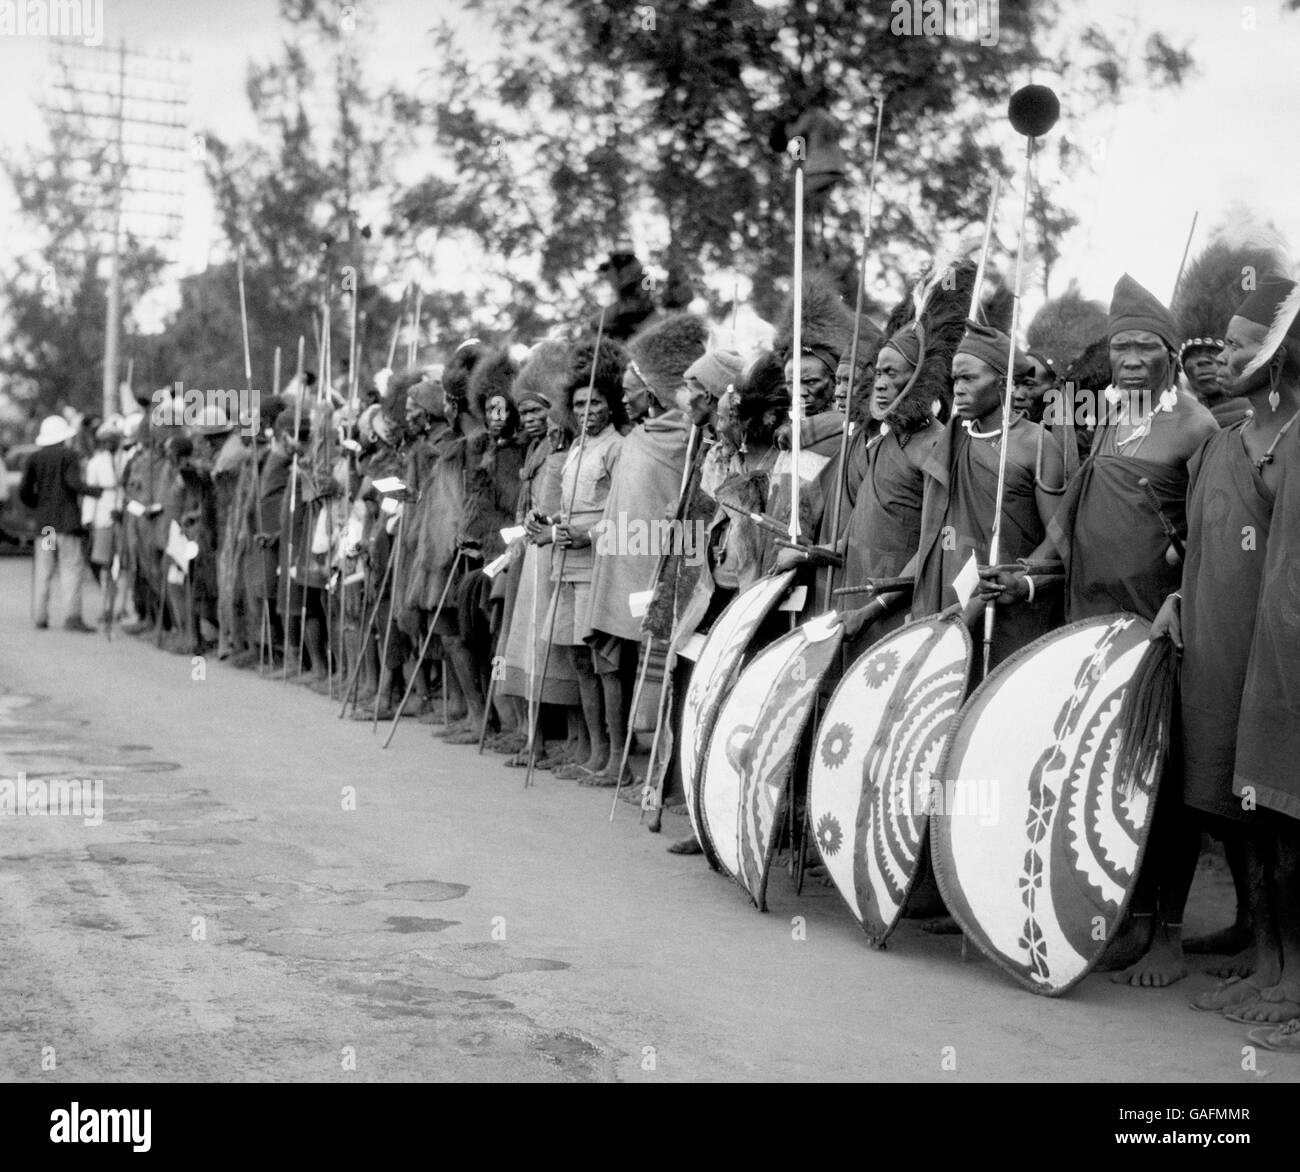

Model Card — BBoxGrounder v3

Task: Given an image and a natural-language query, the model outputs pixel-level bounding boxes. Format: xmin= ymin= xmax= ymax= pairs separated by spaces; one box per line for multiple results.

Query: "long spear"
xmin=984 ymin=85 xmax=1060 ymax=677
xmin=524 ymin=305 xmax=608 ymax=788
xmin=790 ymin=159 xmax=805 ymax=549
xmin=821 ymin=92 xmax=885 ymax=613
xmin=969 ymin=175 xmax=1002 ymax=324
xmin=236 ymin=244 xmax=273 ymax=671
xmin=284 ymin=334 xmax=306 ymax=680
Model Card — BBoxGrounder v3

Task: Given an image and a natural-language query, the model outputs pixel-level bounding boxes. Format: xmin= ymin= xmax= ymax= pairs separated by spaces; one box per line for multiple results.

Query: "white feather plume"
xmin=1241 ymin=283 xmax=1300 ymax=379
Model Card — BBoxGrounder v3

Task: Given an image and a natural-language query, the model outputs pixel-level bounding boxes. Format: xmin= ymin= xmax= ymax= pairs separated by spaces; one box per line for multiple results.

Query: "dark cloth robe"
xmin=841 ymin=425 xmax=941 ymax=654
xmin=1180 ymin=424 xmax=1274 ymax=822
xmin=1234 ymin=422 xmax=1300 ymax=821
xmin=913 ymin=418 xmax=1061 ymax=668
xmin=1047 ymin=432 xmax=1189 ymax=622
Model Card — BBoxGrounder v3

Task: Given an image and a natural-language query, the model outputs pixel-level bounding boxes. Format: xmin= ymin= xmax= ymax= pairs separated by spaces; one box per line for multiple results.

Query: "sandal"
xmin=1246 ymin=1018 xmax=1300 ymax=1053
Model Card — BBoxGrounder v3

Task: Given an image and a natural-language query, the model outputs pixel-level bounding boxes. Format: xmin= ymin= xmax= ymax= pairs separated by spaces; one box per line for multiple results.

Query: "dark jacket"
xmin=18 ymin=443 xmax=98 ymax=534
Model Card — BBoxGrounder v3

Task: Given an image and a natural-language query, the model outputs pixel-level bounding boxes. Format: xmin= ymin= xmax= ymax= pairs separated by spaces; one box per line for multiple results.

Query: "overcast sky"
xmin=1 ymin=0 xmax=1297 ymax=332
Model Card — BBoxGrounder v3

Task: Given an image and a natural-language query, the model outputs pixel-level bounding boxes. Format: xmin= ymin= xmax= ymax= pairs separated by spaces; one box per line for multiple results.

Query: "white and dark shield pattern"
xmin=932 ymin=615 xmax=1160 ymax=996
xmin=809 ymin=616 xmax=972 ymax=945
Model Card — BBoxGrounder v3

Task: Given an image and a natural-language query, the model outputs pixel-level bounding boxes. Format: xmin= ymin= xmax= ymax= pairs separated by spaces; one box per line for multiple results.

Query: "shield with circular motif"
xmin=679 ymin=570 xmax=796 ymax=870
xmin=700 ymin=613 xmax=845 ymax=910
xmin=931 ymin=614 xmax=1161 ymax=996
xmin=808 ymin=615 xmax=972 ymax=946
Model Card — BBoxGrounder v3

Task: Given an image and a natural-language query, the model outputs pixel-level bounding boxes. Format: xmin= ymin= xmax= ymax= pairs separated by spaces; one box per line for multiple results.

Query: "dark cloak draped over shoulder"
xmin=1235 ymin=423 xmax=1300 ymax=821
xmin=1181 ymin=425 xmax=1273 ymax=822
xmin=1047 ymin=442 xmax=1187 ymax=622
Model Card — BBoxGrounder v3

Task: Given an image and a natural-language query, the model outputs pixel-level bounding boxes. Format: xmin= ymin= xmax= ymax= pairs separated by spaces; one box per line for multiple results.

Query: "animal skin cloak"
xmin=1234 ymin=423 xmax=1300 ymax=821
xmin=1180 ymin=423 xmax=1274 ymax=822
xmin=583 ymin=409 xmax=690 ymax=644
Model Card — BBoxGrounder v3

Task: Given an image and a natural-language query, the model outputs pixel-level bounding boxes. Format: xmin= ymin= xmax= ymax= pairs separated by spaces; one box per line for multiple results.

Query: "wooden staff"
xmin=338 ymin=545 xmax=394 ymax=718
xmin=524 ymin=306 xmax=608 ymax=788
xmin=371 ymin=506 xmax=407 ymax=732
xmin=822 ymin=92 xmax=885 ymax=613
xmin=383 ymin=549 xmax=463 ymax=748
xmin=408 ymin=287 xmax=424 ymax=368
xmin=610 ymin=423 xmax=700 ymax=821
xmin=984 ymin=85 xmax=1060 ymax=677
xmin=285 ymin=335 xmax=306 ymax=680
xmin=386 ymin=289 xmax=405 ymax=370
xmin=321 ymin=292 xmax=337 ymax=697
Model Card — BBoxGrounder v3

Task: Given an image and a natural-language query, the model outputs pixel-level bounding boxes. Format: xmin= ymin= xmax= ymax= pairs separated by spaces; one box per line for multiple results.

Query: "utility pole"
xmin=43 ymin=38 xmax=191 ymax=418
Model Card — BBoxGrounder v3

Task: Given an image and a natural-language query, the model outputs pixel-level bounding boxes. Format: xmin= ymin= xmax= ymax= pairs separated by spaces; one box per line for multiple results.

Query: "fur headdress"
xmin=773 ymin=269 xmax=866 ymax=375
xmin=466 ymin=350 xmax=519 ymax=424
xmin=626 ymin=312 xmax=709 ymax=406
xmin=877 ymin=255 xmax=977 ymax=425
xmin=1172 ymin=218 xmax=1292 ymax=363
xmin=512 ymin=341 xmax=573 ymax=410
xmin=442 ymin=339 xmax=482 ymax=411
xmin=1026 ymin=285 xmax=1109 ymax=372
xmin=565 ymin=335 xmax=629 ymax=431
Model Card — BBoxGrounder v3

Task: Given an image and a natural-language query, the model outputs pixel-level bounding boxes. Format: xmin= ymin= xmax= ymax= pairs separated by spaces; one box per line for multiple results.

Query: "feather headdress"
xmin=1241 ymin=282 xmax=1300 ymax=380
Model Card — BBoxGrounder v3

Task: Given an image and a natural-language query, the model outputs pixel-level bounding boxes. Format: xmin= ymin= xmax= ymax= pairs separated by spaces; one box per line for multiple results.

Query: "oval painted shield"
xmin=931 ymin=615 xmax=1160 ymax=995
xmin=679 ymin=571 xmax=796 ymax=869
xmin=700 ymin=613 xmax=844 ymax=909
xmin=809 ymin=616 xmax=972 ymax=945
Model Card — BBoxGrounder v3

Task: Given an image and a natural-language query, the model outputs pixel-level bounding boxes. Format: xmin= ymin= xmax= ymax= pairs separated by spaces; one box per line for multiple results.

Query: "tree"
xmin=0 ymin=65 xmax=168 ymax=418
xmin=403 ymin=0 xmax=1192 ymax=329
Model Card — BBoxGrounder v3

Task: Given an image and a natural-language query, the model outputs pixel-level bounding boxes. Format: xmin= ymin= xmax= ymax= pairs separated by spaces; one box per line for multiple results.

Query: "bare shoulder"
xmin=1173 ymin=390 xmax=1220 ymax=455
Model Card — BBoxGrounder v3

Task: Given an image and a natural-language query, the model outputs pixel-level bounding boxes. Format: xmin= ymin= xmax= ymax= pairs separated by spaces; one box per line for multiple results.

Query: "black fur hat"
xmin=626 ymin=312 xmax=709 ymax=406
xmin=466 ymin=349 xmax=519 ymax=424
xmin=773 ymin=269 xmax=869 ymax=375
xmin=878 ymin=256 xmax=976 ymax=425
xmin=566 ymin=335 xmax=629 ymax=431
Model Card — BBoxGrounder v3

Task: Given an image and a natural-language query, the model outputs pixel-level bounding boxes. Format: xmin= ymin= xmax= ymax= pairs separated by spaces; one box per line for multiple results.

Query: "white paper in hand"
xmin=627 ymin=589 xmax=653 ymax=618
xmin=126 ymin=500 xmax=147 ymax=517
xmin=952 ymin=552 xmax=981 ymax=608
xmin=499 ymin=525 xmax=526 ymax=546
xmin=372 ymin=476 xmax=405 ymax=494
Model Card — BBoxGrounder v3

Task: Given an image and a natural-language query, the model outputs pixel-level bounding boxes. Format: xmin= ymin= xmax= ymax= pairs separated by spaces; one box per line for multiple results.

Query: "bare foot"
xmin=1230 ymin=981 xmax=1300 ymax=1024
xmin=1096 ymin=913 xmax=1156 ymax=972
xmin=1205 ymin=946 xmax=1256 ymax=981
xmin=1109 ymin=925 xmax=1187 ymax=987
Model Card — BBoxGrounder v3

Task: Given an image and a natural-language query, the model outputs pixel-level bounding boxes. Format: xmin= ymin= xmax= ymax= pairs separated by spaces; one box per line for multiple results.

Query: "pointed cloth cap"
xmin=956 ymin=321 xmax=1018 ymax=379
xmin=685 ymin=348 xmax=745 ymax=400
xmin=1108 ymin=274 xmax=1178 ymax=351
xmin=1236 ymin=278 xmax=1300 ymax=332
